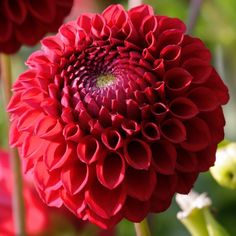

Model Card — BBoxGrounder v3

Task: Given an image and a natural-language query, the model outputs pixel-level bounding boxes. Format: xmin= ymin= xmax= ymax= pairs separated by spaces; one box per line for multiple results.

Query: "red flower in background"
xmin=0 ymin=150 xmax=49 ymax=235
xmin=0 ymin=0 xmax=73 ymax=54
xmin=8 ymin=4 xmax=229 ymax=229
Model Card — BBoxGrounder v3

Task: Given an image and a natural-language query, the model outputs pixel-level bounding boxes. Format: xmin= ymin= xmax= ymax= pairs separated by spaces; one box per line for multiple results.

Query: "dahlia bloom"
xmin=8 ymin=4 xmax=229 ymax=229
xmin=0 ymin=150 xmax=48 ymax=235
xmin=0 ymin=0 xmax=73 ymax=54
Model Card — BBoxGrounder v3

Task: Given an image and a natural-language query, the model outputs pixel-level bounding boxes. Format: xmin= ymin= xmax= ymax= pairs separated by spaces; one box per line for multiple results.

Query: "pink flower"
xmin=0 ymin=0 xmax=73 ymax=54
xmin=0 ymin=150 xmax=49 ymax=235
xmin=8 ymin=4 xmax=229 ymax=229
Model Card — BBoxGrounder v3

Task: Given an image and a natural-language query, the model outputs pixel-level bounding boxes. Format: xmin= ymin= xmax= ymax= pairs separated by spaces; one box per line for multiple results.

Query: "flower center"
xmin=96 ymin=74 xmax=116 ymax=88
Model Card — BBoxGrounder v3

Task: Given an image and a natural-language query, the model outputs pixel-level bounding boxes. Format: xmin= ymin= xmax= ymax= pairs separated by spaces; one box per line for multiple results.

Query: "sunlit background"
xmin=0 ymin=0 xmax=235 ymax=235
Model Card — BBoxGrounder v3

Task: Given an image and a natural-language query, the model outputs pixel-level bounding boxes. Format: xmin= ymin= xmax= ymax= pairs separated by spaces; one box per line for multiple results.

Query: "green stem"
xmin=203 ymin=208 xmax=230 ymax=236
xmin=0 ymin=54 xmax=26 ymax=236
xmin=134 ymin=219 xmax=151 ymax=236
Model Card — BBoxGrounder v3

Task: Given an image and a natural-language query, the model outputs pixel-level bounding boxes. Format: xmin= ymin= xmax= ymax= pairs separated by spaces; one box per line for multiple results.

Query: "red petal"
xmin=124 ymin=197 xmax=149 ymax=222
xmin=27 ymin=0 xmax=56 ymax=23
xmin=176 ymin=172 xmax=199 ymax=194
xmin=85 ymin=179 xmax=126 ymax=219
xmin=183 ymin=58 xmax=212 ymax=84
xmin=170 ymin=97 xmax=198 ymax=119
xmin=176 ymin=148 xmax=198 ymax=172
xmin=151 ymin=103 xmax=168 ymax=122
xmin=61 ymin=161 xmax=89 ymax=195
xmin=181 ymin=118 xmax=211 ymax=151
xmin=61 ymin=189 xmax=86 ymax=217
xmin=188 ymin=87 xmax=219 ymax=111
xmin=121 ymin=119 xmax=140 ymax=136
xmin=150 ymin=174 xmax=177 ymax=212
xmin=125 ymin=167 xmax=156 ymax=201
xmin=196 ymin=144 xmax=217 ymax=172
xmin=101 ymin=128 xmax=123 ymax=150
xmin=165 ymin=68 xmax=192 ymax=95
xmin=77 ymin=136 xmax=104 ymax=164
xmin=124 ymin=139 xmax=151 ymax=170
xmin=34 ymin=160 xmax=61 ymax=191
xmin=161 ymin=118 xmax=186 ymax=143
xmin=44 ymin=142 xmax=75 ymax=170
xmin=151 ymin=140 xmax=177 ymax=174
xmin=97 ymin=152 xmax=125 ymax=190
xmin=141 ymin=122 xmax=160 ymax=142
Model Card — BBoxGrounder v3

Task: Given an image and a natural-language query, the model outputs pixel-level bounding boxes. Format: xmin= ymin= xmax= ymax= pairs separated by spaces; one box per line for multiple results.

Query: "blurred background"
xmin=0 ymin=0 xmax=235 ymax=235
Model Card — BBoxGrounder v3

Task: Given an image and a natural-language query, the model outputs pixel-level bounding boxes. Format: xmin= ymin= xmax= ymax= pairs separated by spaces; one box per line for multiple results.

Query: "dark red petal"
xmin=181 ymin=36 xmax=211 ymax=62
xmin=15 ymin=15 xmax=45 ymax=46
xmin=188 ymin=87 xmax=219 ymax=111
xmin=205 ymin=69 xmax=229 ymax=105
xmin=151 ymin=103 xmax=168 ymax=122
xmin=165 ymin=68 xmax=192 ymax=95
xmin=183 ymin=58 xmax=212 ymax=84
xmin=3 ymin=0 xmax=27 ymax=23
xmin=128 ymin=4 xmax=154 ymax=29
xmin=126 ymin=99 xmax=141 ymax=120
xmin=199 ymin=107 xmax=225 ymax=143
xmin=141 ymin=15 xmax=158 ymax=36
xmin=157 ymin=29 xmax=184 ymax=51
xmin=158 ymin=17 xmax=186 ymax=33
xmin=196 ymin=144 xmax=217 ymax=172
xmin=85 ymin=179 xmax=126 ymax=219
xmin=161 ymin=118 xmax=186 ymax=143
xmin=0 ymin=13 xmax=13 ymax=42
xmin=125 ymin=167 xmax=156 ymax=201
xmin=169 ymin=97 xmax=198 ymax=119
xmin=124 ymin=197 xmax=149 ymax=222
xmin=181 ymin=118 xmax=211 ymax=151
xmin=176 ymin=172 xmax=199 ymax=194
xmin=160 ymin=45 xmax=181 ymax=68
xmin=27 ymin=0 xmax=56 ymax=23
xmin=175 ymin=148 xmax=198 ymax=172
xmin=124 ymin=139 xmax=152 ymax=170
xmin=141 ymin=122 xmax=160 ymax=142
xmin=121 ymin=120 xmax=140 ymax=136
xmin=97 ymin=152 xmax=125 ymax=189
xmin=151 ymin=140 xmax=177 ymax=174
xmin=150 ymin=174 xmax=177 ymax=212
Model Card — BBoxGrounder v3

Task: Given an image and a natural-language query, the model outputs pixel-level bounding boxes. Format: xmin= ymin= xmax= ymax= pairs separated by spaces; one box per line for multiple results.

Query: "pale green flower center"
xmin=96 ymin=74 xmax=115 ymax=88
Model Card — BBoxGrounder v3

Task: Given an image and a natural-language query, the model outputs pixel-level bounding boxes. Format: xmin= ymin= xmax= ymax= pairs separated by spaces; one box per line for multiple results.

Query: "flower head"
xmin=0 ymin=0 xmax=73 ymax=54
xmin=8 ymin=4 xmax=229 ymax=228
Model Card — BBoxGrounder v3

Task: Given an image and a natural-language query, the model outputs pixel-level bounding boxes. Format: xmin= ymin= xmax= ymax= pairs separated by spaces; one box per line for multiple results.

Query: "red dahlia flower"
xmin=0 ymin=150 xmax=49 ymax=235
xmin=0 ymin=0 xmax=73 ymax=54
xmin=8 ymin=4 xmax=229 ymax=229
